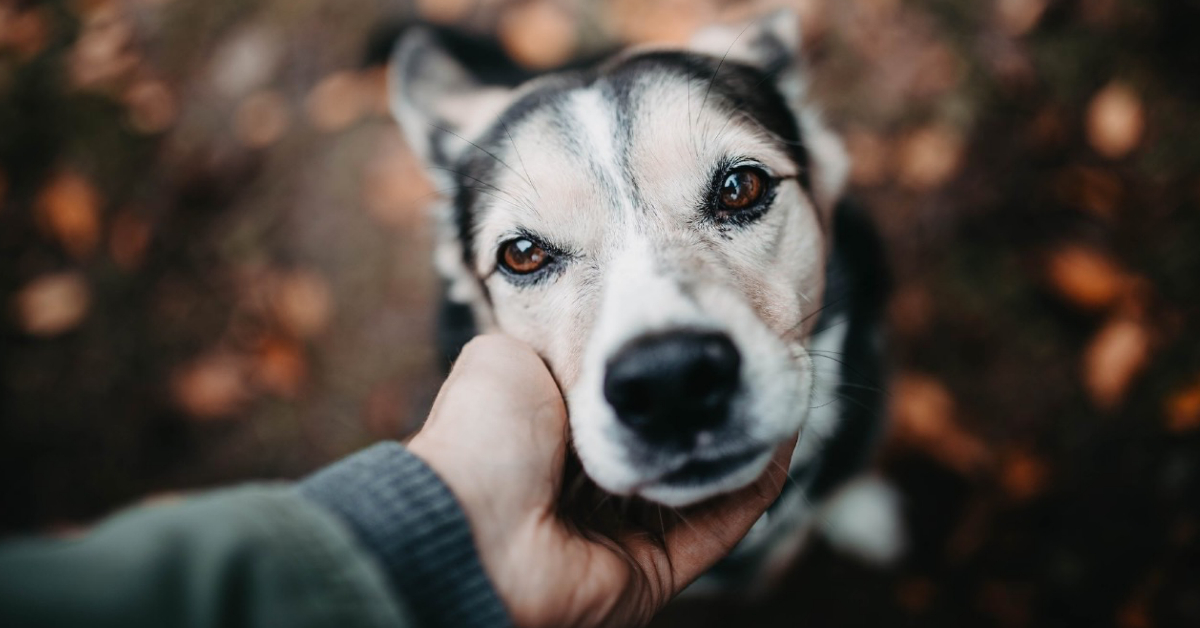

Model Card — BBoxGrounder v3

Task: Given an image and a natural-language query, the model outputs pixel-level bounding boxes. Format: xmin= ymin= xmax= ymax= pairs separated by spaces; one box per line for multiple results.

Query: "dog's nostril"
xmin=603 ymin=330 xmax=741 ymax=443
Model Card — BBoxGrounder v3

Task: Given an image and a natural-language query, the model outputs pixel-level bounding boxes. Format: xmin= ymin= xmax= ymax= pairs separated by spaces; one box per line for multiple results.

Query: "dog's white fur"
xmin=389 ymin=12 xmax=901 ymax=566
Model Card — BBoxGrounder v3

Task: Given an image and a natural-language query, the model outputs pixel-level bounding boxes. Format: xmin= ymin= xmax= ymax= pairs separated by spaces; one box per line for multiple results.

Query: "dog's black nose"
xmin=604 ymin=330 xmax=741 ymax=444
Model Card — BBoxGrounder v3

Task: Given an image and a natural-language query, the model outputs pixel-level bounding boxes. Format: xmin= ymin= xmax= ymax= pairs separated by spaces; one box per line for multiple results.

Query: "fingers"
xmin=427 ymin=334 xmax=567 ymax=433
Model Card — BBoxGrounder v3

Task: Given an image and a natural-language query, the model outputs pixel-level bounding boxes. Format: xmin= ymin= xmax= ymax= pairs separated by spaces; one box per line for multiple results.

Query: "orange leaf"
xmin=171 ymin=353 xmax=252 ymax=420
xmin=0 ymin=6 xmax=52 ymax=59
xmin=236 ymin=90 xmax=291 ymax=148
xmin=845 ymin=128 xmax=891 ymax=187
xmin=996 ymin=0 xmax=1048 ymax=36
xmin=1083 ymin=318 xmax=1151 ymax=410
xmin=271 ymin=270 xmax=333 ymax=338
xmin=1044 ymin=245 xmax=1127 ymax=310
xmin=37 ymin=170 xmax=102 ymax=260
xmin=109 ymin=209 xmax=152 ymax=271
xmin=1086 ymin=82 xmax=1144 ymax=159
xmin=499 ymin=1 xmax=578 ymax=70
xmin=891 ymin=374 xmax=991 ymax=475
xmin=1165 ymin=379 xmax=1200 ymax=433
xmin=306 ymin=71 xmax=367 ymax=132
xmin=895 ymin=125 xmax=964 ymax=190
xmin=414 ymin=0 xmax=472 ymax=25
xmin=362 ymin=134 xmax=435 ymax=227
xmin=13 ymin=272 xmax=91 ymax=337
xmin=1000 ymin=449 xmax=1049 ymax=501
xmin=254 ymin=337 xmax=306 ymax=398
xmin=607 ymin=0 xmax=712 ymax=45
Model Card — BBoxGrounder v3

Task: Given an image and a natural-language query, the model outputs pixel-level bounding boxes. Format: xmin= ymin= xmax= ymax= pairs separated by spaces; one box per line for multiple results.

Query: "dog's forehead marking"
xmin=565 ymin=86 xmax=637 ymax=223
xmin=456 ymin=50 xmax=813 ymax=268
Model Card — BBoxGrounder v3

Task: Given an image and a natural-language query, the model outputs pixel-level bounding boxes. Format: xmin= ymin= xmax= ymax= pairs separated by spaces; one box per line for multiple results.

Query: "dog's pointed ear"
xmin=689 ymin=10 xmax=800 ymax=83
xmin=690 ymin=11 xmax=848 ymax=222
xmin=389 ymin=29 xmax=503 ymax=332
xmin=388 ymin=28 xmax=514 ymax=187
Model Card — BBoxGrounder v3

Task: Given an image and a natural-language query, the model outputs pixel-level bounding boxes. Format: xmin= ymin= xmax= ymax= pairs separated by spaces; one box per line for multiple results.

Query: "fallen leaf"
xmin=253 ymin=336 xmax=306 ymax=398
xmin=895 ymin=125 xmax=964 ymax=190
xmin=36 ymin=170 xmax=102 ymax=260
xmin=1165 ymin=379 xmax=1200 ymax=433
xmin=306 ymin=71 xmax=367 ymax=132
xmin=1044 ymin=245 xmax=1128 ymax=310
xmin=1086 ymin=82 xmax=1144 ymax=159
xmin=362 ymin=134 xmax=435 ymax=227
xmin=69 ymin=3 xmax=138 ymax=89
xmin=13 ymin=272 xmax=91 ymax=337
xmin=109 ymin=209 xmax=152 ymax=270
xmin=996 ymin=0 xmax=1048 ymax=36
xmin=891 ymin=374 xmax=991 ymax=475
xmin=414 ymin=0 xmax=472 ymax=24
xmin=171 ymin=353 xmax=251 ymax=420
xmin=1053 ymin=165 xmax=1123 ymax=218
xmin=1000 ymin=449 xmax=1049 ymax=501
xmin=608 ymin=0 xmax=712 ymax=45
xmin=125 ymin=79 xmax=177 ymax=134
xmin=235 ymin=89 xmax=291 ymax=148
xmin=845 ymin=128 xmax=891 ymax=186
xmin=0 ymin=5 xmax=51 ymax=59
xmin=1083 ymin=318 xmax=1151 ymax=410
xmin=499 ymin=1 xmax=578 ymax=70
xmin=271 ymin=270 xmax=333 ymax=338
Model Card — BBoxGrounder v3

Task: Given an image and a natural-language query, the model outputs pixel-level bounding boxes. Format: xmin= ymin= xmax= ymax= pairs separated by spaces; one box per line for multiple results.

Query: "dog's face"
xmin=391 ymin=12 xmax=848 ymax=506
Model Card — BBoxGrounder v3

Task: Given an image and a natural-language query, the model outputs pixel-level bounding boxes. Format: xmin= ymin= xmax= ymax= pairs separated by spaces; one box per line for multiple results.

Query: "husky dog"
xmin=389 ymin=11 xmax=902 ymax=585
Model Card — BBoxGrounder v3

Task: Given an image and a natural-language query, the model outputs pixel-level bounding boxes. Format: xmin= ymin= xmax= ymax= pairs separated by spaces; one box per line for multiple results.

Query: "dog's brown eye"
xmin=500 ymin=237 xmax=550 ymax=274
xmin=718 ymin=167 xmax=767 ymax=212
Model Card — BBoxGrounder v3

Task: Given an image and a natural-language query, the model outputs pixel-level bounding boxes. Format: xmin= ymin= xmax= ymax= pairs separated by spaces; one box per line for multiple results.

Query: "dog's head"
xmin=390 ymin=11 xmax=848 ymax=507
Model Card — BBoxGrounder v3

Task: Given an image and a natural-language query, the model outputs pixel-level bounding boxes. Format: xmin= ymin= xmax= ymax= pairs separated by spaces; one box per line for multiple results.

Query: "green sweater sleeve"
xmin=0 ymin=486 xmax=413 ymax=628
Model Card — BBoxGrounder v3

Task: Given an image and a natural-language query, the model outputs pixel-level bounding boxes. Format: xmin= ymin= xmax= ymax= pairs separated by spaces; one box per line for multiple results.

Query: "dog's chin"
xmin=634 ymin=448 xmax=775 ymax=507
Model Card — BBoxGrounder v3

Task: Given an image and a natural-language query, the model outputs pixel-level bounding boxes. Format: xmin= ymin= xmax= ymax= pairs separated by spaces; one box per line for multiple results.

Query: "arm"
xmin=0 ymin=484 xmax=414 ymax=628
xmin=0 ymin=442 xmax=512 ymax=628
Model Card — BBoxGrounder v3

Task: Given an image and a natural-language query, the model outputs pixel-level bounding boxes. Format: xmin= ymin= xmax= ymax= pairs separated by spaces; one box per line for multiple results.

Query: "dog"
xmin=388 ymin=10 xmax=902 ymax=588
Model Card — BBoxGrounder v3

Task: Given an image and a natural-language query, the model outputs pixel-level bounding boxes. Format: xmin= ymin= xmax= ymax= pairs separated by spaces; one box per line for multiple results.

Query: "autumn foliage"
xmin=1 ymin=1 xmax=1199 ymax=627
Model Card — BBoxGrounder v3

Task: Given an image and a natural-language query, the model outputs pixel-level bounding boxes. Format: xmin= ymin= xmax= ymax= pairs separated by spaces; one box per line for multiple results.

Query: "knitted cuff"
xmin=299 ymin=442 xmax=511 ymax=628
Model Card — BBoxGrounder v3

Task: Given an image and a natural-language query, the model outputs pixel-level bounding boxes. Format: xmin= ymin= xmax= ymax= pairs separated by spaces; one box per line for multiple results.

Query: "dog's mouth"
xmin=657 ymin=447 xmax=768 ymax=487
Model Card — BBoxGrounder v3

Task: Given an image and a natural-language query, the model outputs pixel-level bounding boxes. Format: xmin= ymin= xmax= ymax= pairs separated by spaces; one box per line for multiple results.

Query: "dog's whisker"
xmin=499 ymin=119 xmax=540 ymax=199
xmin=427 ymin=122 xmax=535 ymax=196
xmin=804 ymin=352 xmax=886 ymax=390
xmin=699 ymin=23 xmax=754 ymax=145
xmin=428 ymin=166 xmax=531 ymax=209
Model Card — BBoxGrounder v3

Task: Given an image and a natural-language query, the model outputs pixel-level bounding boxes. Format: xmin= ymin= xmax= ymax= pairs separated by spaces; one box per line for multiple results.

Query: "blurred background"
xmin=2 ymin=0 xmax=1199 ymax=625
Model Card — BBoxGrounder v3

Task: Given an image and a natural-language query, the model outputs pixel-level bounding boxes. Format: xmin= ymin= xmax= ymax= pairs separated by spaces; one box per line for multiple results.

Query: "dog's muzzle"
xmin=603 ymin=330 xmax=741 ymax=447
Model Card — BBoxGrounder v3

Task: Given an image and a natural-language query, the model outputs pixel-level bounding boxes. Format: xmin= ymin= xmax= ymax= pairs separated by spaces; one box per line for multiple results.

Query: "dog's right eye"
xmin=718 ymin=167 xmax=767 ymax=212
xmin=499 ymin=237 xmax=551 ymax=275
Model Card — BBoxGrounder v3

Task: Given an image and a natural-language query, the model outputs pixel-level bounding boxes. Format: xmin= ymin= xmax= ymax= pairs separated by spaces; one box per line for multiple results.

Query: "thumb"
xmin=411 ymin=334 xmax=570 ymax=512
xmin=426 ymin=334 xmax=567 ymax=435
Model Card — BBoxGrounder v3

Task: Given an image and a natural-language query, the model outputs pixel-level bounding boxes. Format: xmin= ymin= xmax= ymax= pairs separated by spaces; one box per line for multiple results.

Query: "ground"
xmin=1 ymin=0 xmax=1198 ymax=626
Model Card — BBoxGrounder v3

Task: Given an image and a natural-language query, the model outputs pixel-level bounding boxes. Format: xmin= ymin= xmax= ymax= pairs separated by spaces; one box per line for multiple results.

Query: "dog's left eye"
xmin=718 ymin=166 xmax=768 ymax=213
xmin=499 ymin=237 xmax=551 ymax=275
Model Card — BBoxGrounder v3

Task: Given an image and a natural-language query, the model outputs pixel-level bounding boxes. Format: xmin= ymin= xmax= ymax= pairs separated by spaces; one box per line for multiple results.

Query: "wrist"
xmin=299 ymin=442 xmax=513 ymax=628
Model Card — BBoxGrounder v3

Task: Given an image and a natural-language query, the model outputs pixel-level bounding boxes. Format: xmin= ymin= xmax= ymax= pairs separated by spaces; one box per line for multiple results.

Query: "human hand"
xmin=408 ymin=334 xmax=793 ymax=628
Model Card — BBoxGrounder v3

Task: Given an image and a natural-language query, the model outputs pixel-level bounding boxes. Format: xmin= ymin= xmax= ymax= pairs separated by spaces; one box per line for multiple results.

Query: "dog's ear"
xmin=690 ymin=11 xmax=849 ymax=223
xmin=389 ymin=28 xmax=504 ymax=331
xmin=689 ymin=9 xmax=801 ymax=86
xmin=388 ymin=28 xmax=514 ymax=189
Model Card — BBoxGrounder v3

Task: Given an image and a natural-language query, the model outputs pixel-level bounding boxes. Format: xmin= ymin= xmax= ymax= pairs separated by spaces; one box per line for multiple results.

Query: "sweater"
xmin=0 ymin=442 xmax=512 ymax=628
